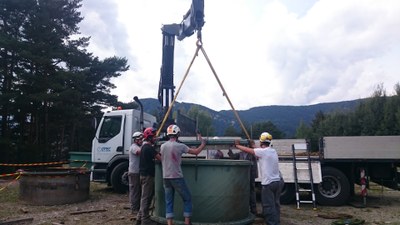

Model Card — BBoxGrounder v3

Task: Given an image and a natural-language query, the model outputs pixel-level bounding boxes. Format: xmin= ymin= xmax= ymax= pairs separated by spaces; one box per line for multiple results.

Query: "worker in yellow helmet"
xmin=235 ymin=132 xmax=284 ymax=225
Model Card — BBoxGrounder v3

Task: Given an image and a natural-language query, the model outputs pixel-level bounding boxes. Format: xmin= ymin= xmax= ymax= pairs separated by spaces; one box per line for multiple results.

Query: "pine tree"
xmin=0 ymin=0 xmax=129 ymax=163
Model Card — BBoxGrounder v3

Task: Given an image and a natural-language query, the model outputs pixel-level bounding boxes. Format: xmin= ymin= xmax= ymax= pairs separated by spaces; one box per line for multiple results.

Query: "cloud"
xmin=261 ymin=0 xmax=400 ymax=106
xmin=79 ymin=0 xmax=400 ymax=111
xmin=79 ymin=0 xmax=133 ymax=61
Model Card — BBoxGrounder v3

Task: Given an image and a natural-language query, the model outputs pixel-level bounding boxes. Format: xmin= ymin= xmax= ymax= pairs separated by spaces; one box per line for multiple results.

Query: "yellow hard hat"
xmin=259 ymin=132 xmax=272 ymax=143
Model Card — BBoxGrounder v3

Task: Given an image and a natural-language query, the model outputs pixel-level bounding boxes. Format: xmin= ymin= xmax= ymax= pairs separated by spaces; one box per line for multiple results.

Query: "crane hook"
xmin=196 ymin=30 xmax=203 ymax=47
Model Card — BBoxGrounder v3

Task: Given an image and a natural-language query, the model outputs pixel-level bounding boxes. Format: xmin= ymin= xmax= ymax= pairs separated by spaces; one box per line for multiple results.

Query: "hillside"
xmin=140 ymin=98 xmax=362 ymax=137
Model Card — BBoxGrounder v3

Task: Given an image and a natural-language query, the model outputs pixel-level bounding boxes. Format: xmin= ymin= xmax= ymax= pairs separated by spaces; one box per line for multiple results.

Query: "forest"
xmin=294 ymin=84 xmax=400 ymax=150
xmin=1 ymin=1 xmax=399 ymax=170
xmin=0 ymin=0 xmax=127 ymax=166
xmin=219 ymin=84 xmax=400 ymax=150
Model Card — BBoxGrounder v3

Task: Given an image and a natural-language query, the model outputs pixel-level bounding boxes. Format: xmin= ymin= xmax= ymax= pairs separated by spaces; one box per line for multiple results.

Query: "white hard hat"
xmin=167 ymin=124 xmax=181 ymax=136
xmin=132 ymin=131 xmax=143 ymax=140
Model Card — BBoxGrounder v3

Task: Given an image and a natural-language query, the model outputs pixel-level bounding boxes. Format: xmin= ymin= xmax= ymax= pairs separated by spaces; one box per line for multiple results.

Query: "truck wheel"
xmin=280 ymin=183 xmax=296 ymax=204
xmin=110 ymin=162 xmax=129 ymax=194
xmin=316 ymin=167 xmax=350 ymax=206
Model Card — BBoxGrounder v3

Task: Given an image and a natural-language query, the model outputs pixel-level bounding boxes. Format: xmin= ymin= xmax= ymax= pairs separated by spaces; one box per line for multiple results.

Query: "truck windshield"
xmin=98 ymin=116 xmax=122 ymax=143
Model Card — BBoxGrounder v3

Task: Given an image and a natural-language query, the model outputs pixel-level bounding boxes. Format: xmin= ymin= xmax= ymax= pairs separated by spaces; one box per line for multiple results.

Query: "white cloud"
xmin=79 ymin=0 xmax=400 ymax=111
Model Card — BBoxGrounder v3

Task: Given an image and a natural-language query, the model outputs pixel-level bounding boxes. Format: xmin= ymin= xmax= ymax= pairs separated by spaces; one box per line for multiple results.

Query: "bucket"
xmin=19 ymin=167 xmax=90 ymax=205
xmin=152 ymin=159 xmax=254 ymax=225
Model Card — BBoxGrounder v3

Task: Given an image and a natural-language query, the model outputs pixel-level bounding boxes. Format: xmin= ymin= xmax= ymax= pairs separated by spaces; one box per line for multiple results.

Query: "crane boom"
xmin=158 ymin=0 xmax=204 ymax=132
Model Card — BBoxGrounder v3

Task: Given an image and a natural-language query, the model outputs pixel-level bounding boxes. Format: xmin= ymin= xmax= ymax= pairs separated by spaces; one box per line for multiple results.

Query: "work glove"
xmin=234 ymin=139 xmax=240 ymax=147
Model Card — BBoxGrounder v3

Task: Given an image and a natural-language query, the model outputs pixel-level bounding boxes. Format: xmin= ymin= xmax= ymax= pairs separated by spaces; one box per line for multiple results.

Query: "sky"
xmin=78 ymin=0 xmax=400 ymax=111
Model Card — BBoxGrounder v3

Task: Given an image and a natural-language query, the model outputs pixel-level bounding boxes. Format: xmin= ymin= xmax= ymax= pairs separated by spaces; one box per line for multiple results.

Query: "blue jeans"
xmin=163 ymin=178 xmax=192 ymax=219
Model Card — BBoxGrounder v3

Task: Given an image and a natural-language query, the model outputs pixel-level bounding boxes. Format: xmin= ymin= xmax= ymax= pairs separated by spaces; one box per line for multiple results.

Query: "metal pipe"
xmin=133 ymin=96 xmax=144 ymax=131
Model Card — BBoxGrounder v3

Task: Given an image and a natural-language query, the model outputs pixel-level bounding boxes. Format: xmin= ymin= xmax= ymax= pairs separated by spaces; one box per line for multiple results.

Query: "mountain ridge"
xmin=139 ymin=98 xmax=362 ymax=137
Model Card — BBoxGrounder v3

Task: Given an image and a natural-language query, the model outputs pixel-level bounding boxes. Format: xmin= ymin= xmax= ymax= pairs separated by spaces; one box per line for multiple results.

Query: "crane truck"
xmin=90 ymin=0 xmax=204 ymax=193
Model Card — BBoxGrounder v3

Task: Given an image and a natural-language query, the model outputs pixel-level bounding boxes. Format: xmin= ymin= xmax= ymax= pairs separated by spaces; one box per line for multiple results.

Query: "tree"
xmin=300 ymin=82 xmax=400 ymax=150
xmin=0 ymin=0 xmax=37 ymax=163
xmin=246 ymin=121 xmax=284 ymax=139
xmin=0 ymin=0 xmax=129 ymax=164
xmin=394 ymin=83 xmax=400 ymax=133
xmin=295 ymin=120 xmax=312 ymax=139
xmin=187 ymin=106 xmax=215 ymax=136
xmin=224 ymin=124 xmax=240 ymax=136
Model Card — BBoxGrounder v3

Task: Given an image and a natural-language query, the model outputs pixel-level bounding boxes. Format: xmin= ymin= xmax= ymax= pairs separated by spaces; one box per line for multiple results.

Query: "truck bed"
xmin=322 ymin=136 xmax=400 ymax=159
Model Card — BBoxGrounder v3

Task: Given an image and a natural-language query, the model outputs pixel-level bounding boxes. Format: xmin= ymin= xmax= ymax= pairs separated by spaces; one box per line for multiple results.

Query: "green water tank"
xmin=152 ymin=159 xmax=254 ymax=225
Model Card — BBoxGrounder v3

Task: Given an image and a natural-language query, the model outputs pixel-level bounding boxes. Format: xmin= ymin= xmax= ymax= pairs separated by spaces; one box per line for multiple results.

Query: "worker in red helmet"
xmin=160 ymin=124 xmax=206 ymax=225
xmin=234 ymin=132 xmax=284 ymax=225
xmin=136 ymin=127 xmax=160 ymax=225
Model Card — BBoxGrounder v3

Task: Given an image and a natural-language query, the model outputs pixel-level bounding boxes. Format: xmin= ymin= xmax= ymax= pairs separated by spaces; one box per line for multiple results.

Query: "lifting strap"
xmin=156 ymin=38 xmax=251 ymax=140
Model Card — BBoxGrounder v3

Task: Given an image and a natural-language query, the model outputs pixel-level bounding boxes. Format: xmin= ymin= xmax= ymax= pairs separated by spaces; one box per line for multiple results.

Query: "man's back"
xmin=255 ymin=146 xmax=280 ymax=185
xmin=160 ymin=141 xmax=189 ymax=179
xmin=139 ymin=142 xmax=156 ymax=177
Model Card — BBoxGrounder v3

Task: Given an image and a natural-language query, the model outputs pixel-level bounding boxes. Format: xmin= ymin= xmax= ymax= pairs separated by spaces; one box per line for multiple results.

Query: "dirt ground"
xmin=1 ymin=180 xmax=400 ymax=225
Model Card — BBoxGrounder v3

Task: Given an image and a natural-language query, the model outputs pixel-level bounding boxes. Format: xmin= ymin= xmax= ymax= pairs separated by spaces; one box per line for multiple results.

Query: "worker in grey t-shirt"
xmin=160 ymin=125 xmax=206 ymax=225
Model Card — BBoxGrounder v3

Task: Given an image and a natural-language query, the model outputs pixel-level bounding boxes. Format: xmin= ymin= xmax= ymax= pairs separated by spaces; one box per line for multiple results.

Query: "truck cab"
xmin=91 ymin=108 xmax=157 ymax=193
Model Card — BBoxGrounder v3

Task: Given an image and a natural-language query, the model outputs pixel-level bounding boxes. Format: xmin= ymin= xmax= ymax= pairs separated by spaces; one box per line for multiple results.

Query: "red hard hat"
xmin=143 ymin=127 xmax=157 ymax=140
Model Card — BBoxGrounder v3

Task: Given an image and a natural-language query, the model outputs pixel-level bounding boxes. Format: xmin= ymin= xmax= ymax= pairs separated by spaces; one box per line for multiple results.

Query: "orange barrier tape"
xmin=0 ymin=172 xmax=22 ymax=178
xmin=0 ymin=161 xmax=68 ymax=167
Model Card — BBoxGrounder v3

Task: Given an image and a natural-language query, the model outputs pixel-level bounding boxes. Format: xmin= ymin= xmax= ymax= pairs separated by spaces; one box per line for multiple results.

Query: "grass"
xmin=89 ymin=181 xmax=115 ymax=200
xmin=0 ymin=179 xmax=19 ymax=202
xmin=0 ymin=179 xmax=20 ymax=219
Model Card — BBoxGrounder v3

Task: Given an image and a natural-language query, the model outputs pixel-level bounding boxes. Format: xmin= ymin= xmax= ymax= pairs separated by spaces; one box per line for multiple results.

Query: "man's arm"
xmin=234 ymin=140 xmax=255 ymax=155
xmin=154 ymin=152 xmax=161 ymax=161
xmin=188 ymin=139 xmax=206 ymax=155
xmin=188 ymin=133 xmax=207 ymax=155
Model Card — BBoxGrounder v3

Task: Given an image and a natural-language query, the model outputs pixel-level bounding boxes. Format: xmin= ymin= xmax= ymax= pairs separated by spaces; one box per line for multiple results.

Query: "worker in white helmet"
xmin=129 ymin=131 xmax=144 ymax=215
xmin=160 ymin=124 xmax=206 ymax=225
